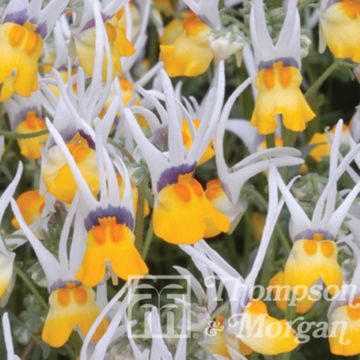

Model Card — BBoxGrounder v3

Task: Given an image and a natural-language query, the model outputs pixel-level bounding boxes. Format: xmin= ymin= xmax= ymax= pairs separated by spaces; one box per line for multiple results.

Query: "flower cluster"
xmin=0 ymin=0 xmax=359 ymax=359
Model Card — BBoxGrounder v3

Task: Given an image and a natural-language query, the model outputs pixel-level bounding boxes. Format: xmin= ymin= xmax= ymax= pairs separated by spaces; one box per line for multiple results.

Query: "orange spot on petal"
xmin=263 ymin=68 xmax=275 ymax=88
xmin=57 ymin=289 xmax=70 ymax=306
xmin=74 ymin=287 xmax=88 ymax=305
xmin=320 ymin=241 xmax=334 ymax=257
xmin=25 ymin=31 xmax=40 ymax=54
xmin=173 ymin=183 xmax=191 ymax=202
xmin=304 ymin=240 xmax=317 ymax=255
xmin=8 ymin=24 xmax=25 ymax=47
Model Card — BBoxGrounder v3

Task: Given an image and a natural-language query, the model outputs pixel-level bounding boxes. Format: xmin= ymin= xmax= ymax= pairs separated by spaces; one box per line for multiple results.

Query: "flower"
xmin=11 ymin=194 xmax=109 ymax=348
xmin=212 ymin=76 xmax=303 ymax=235
xmin=319 ymin=0 xmax=360 ymax=62
xmin=0 ymin=0 xmax=69 ymax=100
xmin=249 ymin=0 xmax=315 ymax=134
xmin=125 ymin=62 xmax=230 ymax=244
xmin=4 ymin=93 xmax=48 ymax=160
xmin=272 ymin=121 xmax=360 ymax=307
xmin=181 ymin=167 xmax=300 ymax=355
xmin=45 ymin=106 xmax=148 ymax=287
xmin=160 ymin=11 xmax=213 ymax=77
xmin=74 ymin=0 xmax=135 ymax=79
xmin=11 ymin=189 xmax=45 ymax=229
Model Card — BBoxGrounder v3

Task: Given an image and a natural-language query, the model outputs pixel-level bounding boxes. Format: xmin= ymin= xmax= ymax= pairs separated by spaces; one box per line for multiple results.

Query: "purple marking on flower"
xmin=258 ymin=57 xmax=299 ymax=70
xmin=14 ymin=106 xmax=42 ymax=128
xmin=84 ymin=205 xmax=134 ymax=232
xmin=4 ymin=9 xmax=27 ymax=25
xmin=49 ymin=279 xmax=82 ymax=293
xmin=81 ymin=12 xmax=111 ymax=32
xmin=47 ymin=128 xmax=95 ymax=149
xmin=78 ymin=129 xmax=96 ymax=149
xmin=294 ymin=229 xmax=334 ymax=241
xmin=157 ymin=163 xmax=196 ymax=193
xmin=36 ymin=22 xmax=47 ymax=38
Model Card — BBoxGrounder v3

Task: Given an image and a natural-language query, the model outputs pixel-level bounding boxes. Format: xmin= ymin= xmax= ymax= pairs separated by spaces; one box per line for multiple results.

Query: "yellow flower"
xmin=160 ymin=12 xmax=213 ymax=77
xmin=11 ymin=190 xmax=45 ymax=229
xmin=251 ymin=61 xmax=315 ymax=135
xmin=309 ymin=125 xmax=349 ymax=162
xmin=204 ymin=179 xmax=233 ymax=237
xmin=76 ymin=216 xmax=148 ymax=287
xmin=283 ymin=233 xmax=342 ymax=296
xmin=182 ymin=119 xmax=215 ymax=165
xmin=42 ymin=132 xmax=100 ymax=204
xmin=153 ymin=173 xmax=230 ymax=244
xmin=320 ymin=0 xmax=360 ymax=62
xmin=329 ymin=296 xmax=360 ymax=356
xmin=14 ymin=110 xmax=48 ymax=159
xmin=42 ymin=283 xmax=108 ymax=348
xmin=75 ymin=13 xmax=135 ymax=79
xmin=202 ymin=315 xmax=253 ymax=358
xmin=239 ymin=299 xmax=299 ymax=355
xmin=0 ymin=22 xmax=43 ymax=100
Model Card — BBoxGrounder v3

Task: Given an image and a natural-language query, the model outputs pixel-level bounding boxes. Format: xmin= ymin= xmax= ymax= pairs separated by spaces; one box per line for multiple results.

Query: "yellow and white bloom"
xmin=74 ymin=0 xmax=136 ymax=79
xmin=212 ymin=77 xmax=303 ymax=235
xmin=125 ymin=62 xmax=231 ymax=245
xmin=319 ymin=0 xmax=360 ymax=62
xmin=45 ymin=101 xmax=148 ymax=288
xmin=11 ymin=193 xmax=109 ymax=348
xmin=273 ymin=121 xmax=360 ymax=310
xmin=181 ymin=167 xmax=300 ymax=355
xmin=0 ymin=0 xmax=69 ymax=100
xmin=249 ymin=0 xmax=315 ymax=134
xmin=4 ymin=93 xmax=48 ymax=160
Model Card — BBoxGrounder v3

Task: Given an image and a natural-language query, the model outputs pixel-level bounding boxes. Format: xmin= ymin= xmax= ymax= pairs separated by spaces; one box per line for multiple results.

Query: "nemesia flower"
xmin=181 ymin=167 xmax=300 ymax=356
xmin=249 ymin=0 xmax=315 ymax=134
xmin=273 ymin=121 xmax=360 ymax=309
xmin=45 ymin=103 xmax=148 ymax=287
xmin=40 ymin=5 xmax=115 ymax=204
xmin=326 ymin=217 xmax=360 ymax=356
xmin=319 ymin=0 xmax=360 ymax=62
xmin=11 ymin=189 xmax=45 ymax=229
xmin=0 ymin=0 xmax=69 ymax=100
xmin=125 ymin=62 xmax=230 ymax=245
xmin=160 ymin=11 xmax=214 ymax=77
xmin=0 ymin=163 xmax=22 ymax=302
xmin=74 ymin=0 xmax=135 ymax=79
xmin=210 ymin=76 xmax=303 ymax=235
xmin=4 ymin=93 xmax=48 ymax=160
xmin=308 ymin=124 xmax=350 ymax=162
xmin=11 ymin=196 xmax=109 ymax=348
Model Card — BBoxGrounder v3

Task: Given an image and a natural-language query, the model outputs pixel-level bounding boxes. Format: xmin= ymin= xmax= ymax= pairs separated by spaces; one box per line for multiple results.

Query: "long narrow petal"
xmin=11 ymin=199 xmax=61 ymax=288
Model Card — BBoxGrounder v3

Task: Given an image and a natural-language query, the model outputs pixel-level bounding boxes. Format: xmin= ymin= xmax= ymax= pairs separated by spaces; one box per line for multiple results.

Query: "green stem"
xmin=14 ymin=264 xmax=48 ymax=310
xmin=244 ymin=187 xmax=291 ymax=252
xmin=134 ymin=183 xmax=146 ymax=251
xmin=279 ymin=294 xmax=297 ymax=360
xmin=304 ymin=61 xmax=340 ymax=100
xmin=142 ymin=216 xmax=154 ymax=259
xmin=0 ymin=128 xmax=48 ymax=139
xmin=266 ymin=134 xmax=276 ymax=148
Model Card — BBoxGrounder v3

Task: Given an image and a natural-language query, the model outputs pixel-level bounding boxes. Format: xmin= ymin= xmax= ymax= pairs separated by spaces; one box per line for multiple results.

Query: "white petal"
xmin=10 ymin=199 xmax=61 ymax=288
